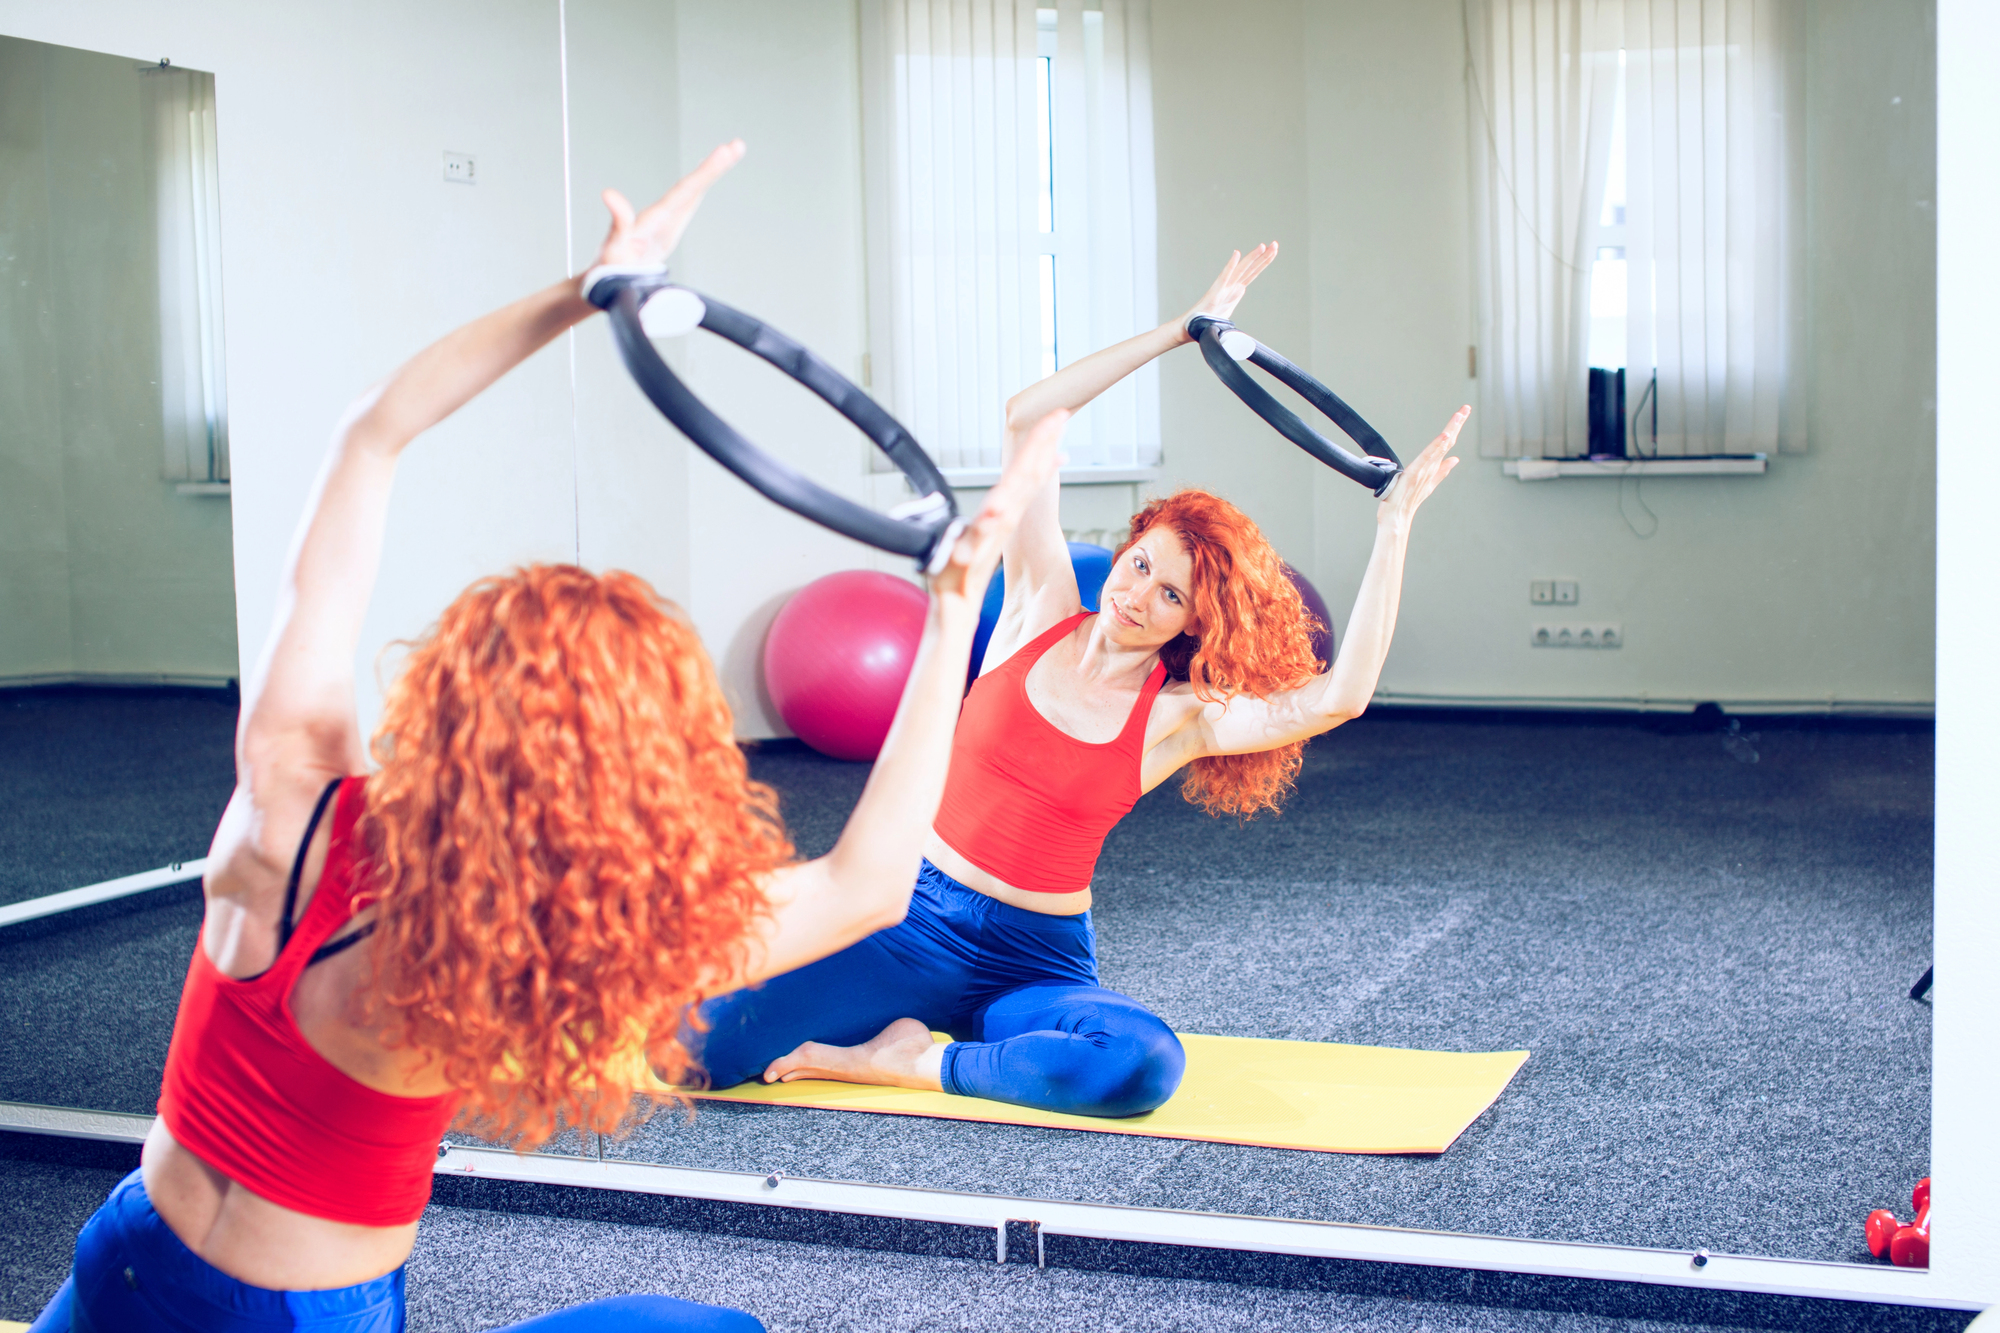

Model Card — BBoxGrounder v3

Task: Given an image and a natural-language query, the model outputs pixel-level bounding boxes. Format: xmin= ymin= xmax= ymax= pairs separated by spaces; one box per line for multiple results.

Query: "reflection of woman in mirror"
xmin=695 ymin=246 xmax=1468 ymax=1118
xmin=27 ymin=142 xmax=1061 ymax=1333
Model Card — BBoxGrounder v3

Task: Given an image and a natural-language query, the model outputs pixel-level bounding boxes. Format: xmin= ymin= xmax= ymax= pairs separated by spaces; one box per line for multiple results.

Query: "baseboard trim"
xmin=0 ymin=672 xmax=235 ymax=691
xmin=1368 ymin=691 xmax=1935 ymax=720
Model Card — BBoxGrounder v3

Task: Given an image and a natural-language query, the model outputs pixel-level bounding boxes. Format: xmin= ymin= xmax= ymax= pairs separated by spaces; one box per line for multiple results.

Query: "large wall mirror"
xmin=556 ymin=0 xmax=1940 ymax=1271
xmin=1 ymin=34 xmax=240 ymax=940
xmin=2 ymin=0 xmax=1970 ymax=1317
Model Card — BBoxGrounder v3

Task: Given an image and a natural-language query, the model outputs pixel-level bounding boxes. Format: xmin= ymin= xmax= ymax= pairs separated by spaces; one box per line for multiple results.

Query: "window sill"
xmin=942 ymin=466 xmax=1159 ymax=488
xmin=173 ymin=481 xmax=230 ymax=496
xmin=1502 ymin=455 xmax=1766 ymax=480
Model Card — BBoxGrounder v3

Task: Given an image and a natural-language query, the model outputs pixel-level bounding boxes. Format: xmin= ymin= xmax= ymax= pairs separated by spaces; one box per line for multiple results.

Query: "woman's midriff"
xmin=923 ymin=831 xmax=1092 ymax=915
xmin=140 ymin=1120 xmax=420 ymax=1290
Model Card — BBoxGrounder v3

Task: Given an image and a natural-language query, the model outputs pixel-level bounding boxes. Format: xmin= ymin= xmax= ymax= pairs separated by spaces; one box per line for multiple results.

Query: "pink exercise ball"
xmin=763 ymin=570 xmax=929 ymax=762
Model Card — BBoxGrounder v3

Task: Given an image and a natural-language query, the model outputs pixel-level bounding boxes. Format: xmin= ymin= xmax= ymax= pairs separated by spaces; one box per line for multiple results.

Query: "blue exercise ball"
xmin=969 ymin=542 xmax=1114 ymax=682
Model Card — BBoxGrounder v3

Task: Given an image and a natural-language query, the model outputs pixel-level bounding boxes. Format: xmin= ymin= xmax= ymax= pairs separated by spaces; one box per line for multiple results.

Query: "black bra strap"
xmin=308 ymin=920 xmax=376 ymax=967
xmin=278 ymin=778 xmax=345 ymax=959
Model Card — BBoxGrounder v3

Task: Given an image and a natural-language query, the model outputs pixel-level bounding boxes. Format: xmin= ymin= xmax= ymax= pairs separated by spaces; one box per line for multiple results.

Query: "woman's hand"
xmin=1379 ymin=405 xmax=1469 ymax=531
xmin=928 ymin=410 xmax=1069 ymax=610
xmin=589 ymin=139 xmax=746 ymax=276
xmin=1171 ymin=243 xmax=1280 ymax=344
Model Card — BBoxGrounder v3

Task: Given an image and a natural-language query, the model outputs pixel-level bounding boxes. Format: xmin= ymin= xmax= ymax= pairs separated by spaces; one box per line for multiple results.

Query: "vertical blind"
xmin=148 ymin=65 xmax=230 ymax=483
xmin=862 ymin=0 xmax=1159 ymax=474
xmin=1622 ymin=0 xmax=1803 ymax=455
xmin=1467 ymin=0 xmax=1614 ymax=458
xmin=1469 ymin=0 xmax=1802 ymax=459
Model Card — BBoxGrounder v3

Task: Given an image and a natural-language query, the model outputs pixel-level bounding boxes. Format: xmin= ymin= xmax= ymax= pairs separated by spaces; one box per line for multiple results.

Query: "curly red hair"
xmin=358 ymin=564 xmax=789 ymax=1149
xmin=1117 ymin=490 xmax=1324 ymax=819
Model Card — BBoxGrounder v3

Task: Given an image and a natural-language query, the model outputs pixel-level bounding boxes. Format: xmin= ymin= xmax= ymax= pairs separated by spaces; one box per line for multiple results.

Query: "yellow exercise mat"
xmin=691 ymin=1033 xmax=1528 ymax=1155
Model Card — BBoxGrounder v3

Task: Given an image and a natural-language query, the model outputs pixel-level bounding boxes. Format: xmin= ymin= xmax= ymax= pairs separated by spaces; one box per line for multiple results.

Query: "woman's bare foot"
xmin=762 ymin=1017 xmax=946 ymax=1091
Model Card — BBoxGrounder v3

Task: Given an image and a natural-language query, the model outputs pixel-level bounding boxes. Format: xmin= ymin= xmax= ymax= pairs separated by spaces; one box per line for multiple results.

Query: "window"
xmin=147 ymin=62 xmax=230 ymax=486
xmin=861 ymin=0 xmax=1159 ymax=480
xmin=1587 ymin=51 xmax=1628 ymax=377
xmin=1469 ymin=0 xmax=1803 ymax=461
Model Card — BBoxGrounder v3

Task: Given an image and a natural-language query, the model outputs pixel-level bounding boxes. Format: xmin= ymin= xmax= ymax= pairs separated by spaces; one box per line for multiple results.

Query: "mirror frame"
xmin=0 ymin=0 xmax=1988 ymax=1311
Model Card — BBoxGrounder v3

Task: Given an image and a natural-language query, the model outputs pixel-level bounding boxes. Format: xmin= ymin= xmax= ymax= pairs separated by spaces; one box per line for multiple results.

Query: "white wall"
xmin=571 ymin=0 xmax=1937 ymax=731
xmin=0 ymin=36 xmax=237 ymax=686
xmin=0 ymin=0 xmax=577 ymax=734
xmin=1933 ymin=0 xmax=2000 ymax=1298
xmin=1150 ymin=0 xmax=1319 ymax=573
xmin=0 ymin=0 xmax=912 ymax=741
xmin=671 ymin=0 xmax=883 ymax=737
xmin=0 ymin=2 xmax=1932 ymax=723
xmin=566 ymin=0 xmax=690 ymax=611
xmin=1279 ymin=0 xmax=1934 ymax=714
xmin=562 ymin=0 xmax=889 ymax=738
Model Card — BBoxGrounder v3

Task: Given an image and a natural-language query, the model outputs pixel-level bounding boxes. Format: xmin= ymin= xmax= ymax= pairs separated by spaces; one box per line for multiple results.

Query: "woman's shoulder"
xmin=984 ymin=599 xmax=1091 ymax=672
xmin=1143 ymin=676 xmax=1208 ymax=731
xmin=200 ymin=770 xmax=356 ymax=951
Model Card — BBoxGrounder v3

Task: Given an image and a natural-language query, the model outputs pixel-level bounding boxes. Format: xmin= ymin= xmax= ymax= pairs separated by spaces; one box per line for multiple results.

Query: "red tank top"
xmin=933 ymin=612 xmax=1167 ymax=893
xmin=157 ymin=777 xmax=459 ymax=1228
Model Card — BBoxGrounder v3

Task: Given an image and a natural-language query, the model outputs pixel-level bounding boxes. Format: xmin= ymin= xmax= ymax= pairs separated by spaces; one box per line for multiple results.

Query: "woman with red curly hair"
xmin=693 ymin=246 xmax=1467 ymax=1119
xmin=27 ymin=141 xmax=1060 ymax=1333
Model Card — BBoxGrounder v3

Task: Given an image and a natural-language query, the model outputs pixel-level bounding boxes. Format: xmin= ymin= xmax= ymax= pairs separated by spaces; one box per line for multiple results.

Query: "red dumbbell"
xmin=1864 ymin=1177 xmax=1930 ymax=1267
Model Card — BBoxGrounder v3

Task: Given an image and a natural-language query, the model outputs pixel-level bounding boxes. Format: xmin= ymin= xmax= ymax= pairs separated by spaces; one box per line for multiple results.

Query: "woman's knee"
xmin=1075 ymin=1010 xmax=1185 ymax=1117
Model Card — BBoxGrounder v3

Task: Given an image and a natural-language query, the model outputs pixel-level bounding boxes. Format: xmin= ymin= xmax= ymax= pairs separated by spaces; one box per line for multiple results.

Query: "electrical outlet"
xmin=1530 ymin=581 xmax=1554 ymax=604
xmin=1554 ymin=580 xmax=1579 ymax=605
xmin=1532 ymin=621 xmax=1622 ymax=648
xmin=443 ymin=151 xmax=476 ymax=184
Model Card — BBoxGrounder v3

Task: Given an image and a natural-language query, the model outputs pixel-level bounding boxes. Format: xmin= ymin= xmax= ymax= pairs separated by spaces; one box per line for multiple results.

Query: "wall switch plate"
xmin=1532 ymin=621 xmax=1622 ymax=648
xmin=443 ymin=151 xmax=476 ymax=184
xmin=1554 ymin=580 xmax=1579 ymax=604
xmin=1531 ymin=581 xmax=1554 ymax=604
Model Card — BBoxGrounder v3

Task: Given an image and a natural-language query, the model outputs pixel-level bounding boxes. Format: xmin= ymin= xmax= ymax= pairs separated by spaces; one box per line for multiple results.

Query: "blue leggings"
xmin=28 ymin=1170 xmax=761 ymax=1333
xmin=695 ymin=860 xmax=1184 ymax=1118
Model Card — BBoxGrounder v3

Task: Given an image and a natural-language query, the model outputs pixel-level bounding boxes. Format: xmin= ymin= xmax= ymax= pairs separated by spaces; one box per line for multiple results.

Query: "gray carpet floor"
xmin=0 ymin=689 xmax=1934 ymax=1272
xmin=0 ymin=1155 xmax=1850 ymax=1332
xmin=0 ymin=686 xmax=236 ymax=909
xmin=600 ymin=722 xmax=1935 ymax=1264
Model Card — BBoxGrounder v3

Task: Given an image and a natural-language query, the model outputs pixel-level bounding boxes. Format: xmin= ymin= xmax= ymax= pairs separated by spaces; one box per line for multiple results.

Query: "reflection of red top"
xmin=157 ymin=778 xmax=459 ymax=1227
xmin=934 ymin=612 xmax=1168 ymax=894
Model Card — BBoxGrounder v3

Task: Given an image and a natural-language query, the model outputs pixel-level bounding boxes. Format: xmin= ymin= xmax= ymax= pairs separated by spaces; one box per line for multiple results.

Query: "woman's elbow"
xmin=1318 ymin=701 xmax=1365 ymax=732
xmin=1002 ymin=386 xmax=1050 ymax=433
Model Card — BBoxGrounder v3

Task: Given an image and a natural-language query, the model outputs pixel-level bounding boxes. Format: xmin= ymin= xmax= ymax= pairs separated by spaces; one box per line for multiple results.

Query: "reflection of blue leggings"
xmin=29 ymin=1170 xmax=761 ymax=1333
xmin=695 ymin=861 xmax=1184 ymax=1118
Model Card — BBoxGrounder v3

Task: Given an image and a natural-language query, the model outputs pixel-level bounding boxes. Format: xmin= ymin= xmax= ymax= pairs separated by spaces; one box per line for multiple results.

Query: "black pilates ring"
xmin=587 ymin=267 xmax=962 ymax=572
xmin=1187 ymin=314 xmax=1403 ymax=497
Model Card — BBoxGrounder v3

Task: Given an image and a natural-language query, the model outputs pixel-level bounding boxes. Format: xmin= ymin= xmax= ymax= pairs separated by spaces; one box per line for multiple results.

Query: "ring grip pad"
xmin=590 ymin=269 xmax=960 ymax=570
xmin=1187 ymin=314 xmax=1403 ymax=497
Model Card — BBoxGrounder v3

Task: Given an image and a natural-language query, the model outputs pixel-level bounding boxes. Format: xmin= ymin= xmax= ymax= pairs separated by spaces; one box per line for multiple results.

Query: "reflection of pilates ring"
xmin=584 ymin=264 xmax=964 ymax=573
xmin=1186 ymin=314 xmax=1403 ymax=497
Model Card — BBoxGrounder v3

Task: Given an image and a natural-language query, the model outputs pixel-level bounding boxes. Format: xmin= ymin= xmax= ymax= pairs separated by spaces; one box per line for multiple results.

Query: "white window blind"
xmin=147 ymin=64 xmax=229 ymax=483
xmin=1468 ymin=0 xmax=1803 ymax=459
xmin=862 ymin=0 xmax=1159 ymax=477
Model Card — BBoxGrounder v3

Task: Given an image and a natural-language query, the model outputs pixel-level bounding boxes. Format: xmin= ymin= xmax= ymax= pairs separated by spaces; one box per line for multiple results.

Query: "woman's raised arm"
xmin=985 ymin=245 xmax=1280 ymax=664
xmin=1178 ymin=405 xmax=1468 ymax=766
xmin=220 ymin=145 xmax=746 ymax=900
